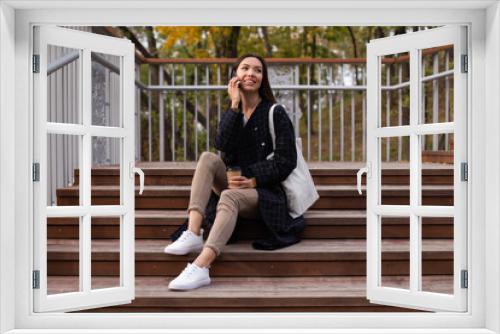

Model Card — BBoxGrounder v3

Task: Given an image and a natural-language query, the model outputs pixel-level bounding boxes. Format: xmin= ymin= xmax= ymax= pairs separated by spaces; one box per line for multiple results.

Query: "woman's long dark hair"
xmin=229 ymin=53 xmax=276 ymax=106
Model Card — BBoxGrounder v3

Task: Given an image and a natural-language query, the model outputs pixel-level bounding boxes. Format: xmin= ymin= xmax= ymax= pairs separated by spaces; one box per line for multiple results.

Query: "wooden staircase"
xmin=47 ymin=161 xmax=454 ymax=312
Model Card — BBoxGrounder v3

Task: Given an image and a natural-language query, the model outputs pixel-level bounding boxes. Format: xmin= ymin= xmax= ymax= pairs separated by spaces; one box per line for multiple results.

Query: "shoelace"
xmin=179 ymin=230 xmax=191 ymax=242
xmin=182 ymin=264 xmax=198 ymax=277
xmin=182 ymin=263 xmax=209 ymax=278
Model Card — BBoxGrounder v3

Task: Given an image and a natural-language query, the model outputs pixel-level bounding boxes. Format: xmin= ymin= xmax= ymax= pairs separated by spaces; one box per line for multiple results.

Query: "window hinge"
xmin=461 ymin=270 xmax=468 ymax=289
xmin=32 ymin=55 xmax=40 ymax=73
xmin=32 ymin=162 xmax=40 ymax=182
xmin=461 ymin=162 xmax=468 ymax=182
xmin=461 ymin=54 xmax=468 ymax=73
xmin=33 ymin=270 xmax=40 ymax=289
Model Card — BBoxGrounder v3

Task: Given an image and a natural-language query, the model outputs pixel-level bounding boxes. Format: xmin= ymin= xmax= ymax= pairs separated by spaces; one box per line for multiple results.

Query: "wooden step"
xmin=47 ymin=239 xmax=453 ymax=276
xmin=47 ymin=210 xmax=453 ymax=240
xmin=422 ymin=151 xmax=453 ymax=164
xmin=74 ymin=162 xmax=453 ymax=186
xmin=46 ymin=275 xmax=452 ymax=312
xmin=55 ymin=184 xmax=454 ymax=209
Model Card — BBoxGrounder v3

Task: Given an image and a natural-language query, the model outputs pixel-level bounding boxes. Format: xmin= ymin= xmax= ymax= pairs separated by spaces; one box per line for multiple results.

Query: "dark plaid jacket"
xmin=214 ymin=99 xmax=306 ymax=244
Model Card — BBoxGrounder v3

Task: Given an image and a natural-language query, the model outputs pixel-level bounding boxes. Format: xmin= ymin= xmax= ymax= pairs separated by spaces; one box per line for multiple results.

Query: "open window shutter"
xmin=364 ymin=25 xmax=467 ymax=312
xmin=33 ymin=26 xmax=137 ymax=312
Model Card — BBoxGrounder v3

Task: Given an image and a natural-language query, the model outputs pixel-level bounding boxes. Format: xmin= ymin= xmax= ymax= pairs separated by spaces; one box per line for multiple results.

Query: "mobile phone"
xmin=234 ymin=77 xmax=241 ymax=87
xmin=231 ymin=69 xmax=241 ymax=87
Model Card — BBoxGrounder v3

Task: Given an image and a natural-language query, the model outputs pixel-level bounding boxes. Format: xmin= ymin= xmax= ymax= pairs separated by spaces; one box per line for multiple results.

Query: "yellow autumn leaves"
xmin=156 ymin=27 xmax=235 ymax=58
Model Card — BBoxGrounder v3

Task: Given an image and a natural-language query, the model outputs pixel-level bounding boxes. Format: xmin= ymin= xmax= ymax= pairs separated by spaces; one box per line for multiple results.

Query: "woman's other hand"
xmin=227 ymin=76 xmax=242 ymax=109
xmin=228 ymin=176 xmax=257 ymax=189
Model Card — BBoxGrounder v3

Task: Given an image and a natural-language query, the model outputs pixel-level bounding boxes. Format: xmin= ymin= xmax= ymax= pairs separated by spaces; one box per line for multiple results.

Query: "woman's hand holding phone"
xmin=227 ymin=76 xmax=242 ymax=110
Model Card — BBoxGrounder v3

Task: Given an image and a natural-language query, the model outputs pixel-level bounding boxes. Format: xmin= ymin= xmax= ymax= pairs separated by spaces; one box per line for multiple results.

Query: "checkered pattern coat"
xmin=214 ymin=99 xmax=306 ymax=244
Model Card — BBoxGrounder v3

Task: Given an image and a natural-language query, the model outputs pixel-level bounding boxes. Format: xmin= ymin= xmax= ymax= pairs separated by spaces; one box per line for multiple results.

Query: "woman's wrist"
xmin=230 ymin=101 xmax=240 ymax=110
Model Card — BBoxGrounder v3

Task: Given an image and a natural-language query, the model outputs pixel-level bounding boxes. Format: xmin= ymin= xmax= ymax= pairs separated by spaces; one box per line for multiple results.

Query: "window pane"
xmin=47 ymin=216 xmax=81 ymax=295
xmin=92 ymin=216 xmax=121 ymax=290
xmin=421 ymin=216 xmax=454 ymax=294
xmin=380 ymin=216 xmax=410 ymax=290
xmin=47 ymin=133 xmax=81 ymax=206
xmin=380 ymin=136 xmax=410 ymax=205
xmin=421 ymin=133 xmax=454 ymax=206
xmin=47 ymin=45 xmax=81 ymax=124
xmin=91 ymin=137 xmax=122 ymax=205
xmin=420 ymin=45 xmax=454 ymax=124
xmin=91 ymin=52 xmax=121 ymax=127
xmin=380 ymin=52 xmax=410 ymax=127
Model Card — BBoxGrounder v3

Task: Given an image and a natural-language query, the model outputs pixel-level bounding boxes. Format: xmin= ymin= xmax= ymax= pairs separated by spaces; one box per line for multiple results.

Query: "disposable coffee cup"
xmin=226 ymin=166 xmax=242 ymax=180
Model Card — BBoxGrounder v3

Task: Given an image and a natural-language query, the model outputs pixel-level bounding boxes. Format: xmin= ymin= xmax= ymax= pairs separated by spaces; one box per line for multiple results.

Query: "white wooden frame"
xmin=32 ymin=26 xmax=136 ymax=312
xmin=0 ymin=1 xmax=499 ymax=333
xmin=365 ymin=26 xmax=467 ymax=312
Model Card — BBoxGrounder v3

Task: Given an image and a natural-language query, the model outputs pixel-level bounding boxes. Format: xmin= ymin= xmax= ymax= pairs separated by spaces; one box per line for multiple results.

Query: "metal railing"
xmin=135 ymin=46 xmax=454 ymax=163
xmin=136 ymin=59 xmax=367 ymax=162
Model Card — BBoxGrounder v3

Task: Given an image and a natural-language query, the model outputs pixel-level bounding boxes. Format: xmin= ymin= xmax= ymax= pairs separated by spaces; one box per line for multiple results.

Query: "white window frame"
xmin=1 ymin=1 xmax=499 ymax=333
xmin=32 ymin=25 xmax=136 ymax=313
xmin=365 ymin=26 xmax=468 ymax=312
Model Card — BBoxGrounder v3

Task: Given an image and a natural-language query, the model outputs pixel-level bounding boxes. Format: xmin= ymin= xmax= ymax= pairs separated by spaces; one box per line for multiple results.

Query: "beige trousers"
xmin=187 ymin=151 xmax=259 ymax=256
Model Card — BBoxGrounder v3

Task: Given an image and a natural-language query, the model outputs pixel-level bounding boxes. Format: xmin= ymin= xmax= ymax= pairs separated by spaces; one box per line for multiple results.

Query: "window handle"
xmin=130 ymin=162 xmax=145 ymax=195
xmin=357 ymin=162 xmax=371 ymax=195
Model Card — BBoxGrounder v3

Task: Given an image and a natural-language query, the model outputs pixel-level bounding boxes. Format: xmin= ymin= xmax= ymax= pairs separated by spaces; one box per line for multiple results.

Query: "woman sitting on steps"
xmin=164 ymin=53 xmax=305 ymax=291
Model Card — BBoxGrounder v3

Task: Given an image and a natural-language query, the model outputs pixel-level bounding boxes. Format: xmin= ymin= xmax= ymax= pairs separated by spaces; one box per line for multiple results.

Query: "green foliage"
xmin=153 ymin=26 xmax=435 ymax=59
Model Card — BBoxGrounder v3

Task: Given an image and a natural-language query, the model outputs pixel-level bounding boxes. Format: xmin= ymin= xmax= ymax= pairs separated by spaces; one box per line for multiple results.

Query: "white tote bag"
xmin=266 ymin=103 xmax=319 ymax=218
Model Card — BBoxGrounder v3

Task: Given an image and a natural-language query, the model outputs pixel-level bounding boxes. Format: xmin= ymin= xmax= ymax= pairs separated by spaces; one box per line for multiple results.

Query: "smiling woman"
xmin=0 ymin=1 xmax=498 ymax=333
xmin=164 ymin=52 xmax=308 ymax=291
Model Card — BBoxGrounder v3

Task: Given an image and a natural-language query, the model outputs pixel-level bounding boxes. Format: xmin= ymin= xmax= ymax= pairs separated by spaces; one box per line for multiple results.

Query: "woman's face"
xmin=235 ymin=57 xmax=263 ymax=93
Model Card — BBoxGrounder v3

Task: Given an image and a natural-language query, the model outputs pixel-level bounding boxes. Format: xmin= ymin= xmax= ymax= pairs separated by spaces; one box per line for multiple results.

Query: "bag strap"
xmin=268 ymin=103 xmax=278 ymax=151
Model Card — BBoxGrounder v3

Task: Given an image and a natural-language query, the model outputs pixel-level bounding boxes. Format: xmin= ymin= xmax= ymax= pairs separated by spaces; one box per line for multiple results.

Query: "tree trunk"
xmin=311 ymin=31 xmax=317 ymax=58
xmin=347 ymin=27 xmax=360 ymax=85
xmin=260 ymin=27 xmax=273 ymax=57
xmin=302 ymin=27 xmax=309 ymax=57
xmin=144 ymin=26 xmax=159 ymax=57
xmin=375 ymin=27 xmax=386 ymax=39
xmin=394 ymin=26 xmax=407 ymax=35
xmin=117 ymin=27 xmax=151 ymax=58
xmin=226 ymin=26 xmax=241 ymax=58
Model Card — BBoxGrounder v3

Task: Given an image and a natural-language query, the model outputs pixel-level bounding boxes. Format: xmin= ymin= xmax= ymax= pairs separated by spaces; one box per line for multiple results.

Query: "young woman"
xmin=164 ymin=53 xmax=305 ymax=291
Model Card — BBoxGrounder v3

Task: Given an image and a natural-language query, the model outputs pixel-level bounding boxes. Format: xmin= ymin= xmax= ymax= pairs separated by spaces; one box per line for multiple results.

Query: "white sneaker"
xmin=168 ymin=262 xmax=211 ymax=291
xmin=164 ymin=228 xmax=204 ymax=255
